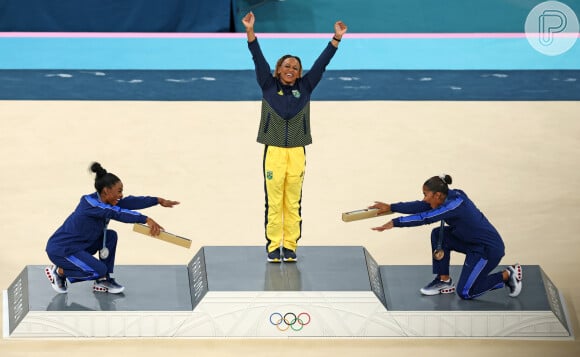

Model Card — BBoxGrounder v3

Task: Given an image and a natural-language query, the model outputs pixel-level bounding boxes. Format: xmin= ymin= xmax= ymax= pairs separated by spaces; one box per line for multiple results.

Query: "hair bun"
xmin=439 ymin=174 xmax=452 ymax=185
xmin=90 ymin=162 xmax=107 ymax=178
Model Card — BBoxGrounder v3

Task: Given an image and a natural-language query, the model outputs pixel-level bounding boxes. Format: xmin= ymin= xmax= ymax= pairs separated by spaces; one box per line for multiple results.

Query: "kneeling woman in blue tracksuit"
xmin=45 ymin=162 xmax=179 ymax=294
xmin=370 ymin=174 xmax=522 ymax=299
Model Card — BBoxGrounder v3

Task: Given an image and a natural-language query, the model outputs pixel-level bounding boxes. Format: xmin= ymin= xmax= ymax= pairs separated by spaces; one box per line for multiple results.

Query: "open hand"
xmin=371 ymin=220 xmax=394 ymax=232
xmin=158 ymin=198 xmax=180 ymax=208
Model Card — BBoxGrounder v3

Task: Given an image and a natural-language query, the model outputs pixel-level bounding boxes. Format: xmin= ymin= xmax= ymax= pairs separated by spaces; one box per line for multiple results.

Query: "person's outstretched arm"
xmin=303 ymin=20 xmax=348 ymax=90
xmin=331 ymin=20 xmax=348 ymax=48
xmin=242 ymin=11 xmax=272 ymax=88
xmin=242 ymin=12 xmax=256 ymax=43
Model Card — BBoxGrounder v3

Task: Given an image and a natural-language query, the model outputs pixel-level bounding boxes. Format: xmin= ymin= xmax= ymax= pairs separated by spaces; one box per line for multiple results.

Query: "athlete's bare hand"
xmin=372 ymin=220 xmax=394 ymax=232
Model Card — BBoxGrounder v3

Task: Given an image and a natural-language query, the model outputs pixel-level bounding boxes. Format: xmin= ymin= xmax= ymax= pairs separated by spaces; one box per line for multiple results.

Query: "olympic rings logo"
xmin=269 ymin=312 xmax=311 ymax=331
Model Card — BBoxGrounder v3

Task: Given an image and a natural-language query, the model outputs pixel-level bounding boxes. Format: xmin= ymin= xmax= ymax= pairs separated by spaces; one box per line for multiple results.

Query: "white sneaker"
xmin=506 ymin=264 xmax=523 ymax=297
xmin=93 ymin=278 xmax=125 ymax=294
xmin=420 ymin=277 xmax=455 ymax=296
xmin=45 ymin=265 xmax=67 ymax=294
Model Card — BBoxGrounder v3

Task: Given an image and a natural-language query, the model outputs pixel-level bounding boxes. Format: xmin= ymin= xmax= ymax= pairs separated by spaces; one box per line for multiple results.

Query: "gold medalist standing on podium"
xmin=242 ymin=12 xmax=347 ymax=263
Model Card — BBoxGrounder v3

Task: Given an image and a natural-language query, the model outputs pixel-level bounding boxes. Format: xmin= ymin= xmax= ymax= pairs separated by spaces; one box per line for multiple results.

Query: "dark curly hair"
xmin=90 ymin=162 xmax=120 ymax=194
xmin=424 ymin=174 xmax=452 ymax=195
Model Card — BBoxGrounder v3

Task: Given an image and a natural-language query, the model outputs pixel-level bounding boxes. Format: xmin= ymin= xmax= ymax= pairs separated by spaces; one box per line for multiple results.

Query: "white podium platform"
xmin=3 ymin=246 xmax=573 ymax=339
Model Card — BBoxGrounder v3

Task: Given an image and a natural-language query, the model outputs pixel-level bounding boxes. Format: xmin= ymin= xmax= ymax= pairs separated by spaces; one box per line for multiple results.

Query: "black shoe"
xmin=282 ymin=247 xmax=297 ymax=262
xmin=267 ymin=248 xmax=281 ymax=263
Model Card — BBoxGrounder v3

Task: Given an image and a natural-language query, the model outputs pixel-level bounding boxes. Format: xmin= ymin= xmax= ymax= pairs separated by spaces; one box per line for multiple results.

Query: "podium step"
xmin=3 ymin=246 xmax=573 ymax=339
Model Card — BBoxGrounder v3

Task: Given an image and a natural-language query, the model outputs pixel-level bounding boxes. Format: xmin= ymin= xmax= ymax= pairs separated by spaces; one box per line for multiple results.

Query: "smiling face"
xmin=100 ymin=181 xmax=123 ymax=206
xmin=276 ymin=56 xmax=302 ymax=85
xmin=422 ymin=185 xmax=445 ymax=209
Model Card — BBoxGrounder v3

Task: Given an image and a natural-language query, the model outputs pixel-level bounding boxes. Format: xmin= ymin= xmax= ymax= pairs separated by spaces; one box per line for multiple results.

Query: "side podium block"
xmin=4 ymin=265 xmax=193 ymax=338
xmin=378 ymin=265 xmax=573 ymax=338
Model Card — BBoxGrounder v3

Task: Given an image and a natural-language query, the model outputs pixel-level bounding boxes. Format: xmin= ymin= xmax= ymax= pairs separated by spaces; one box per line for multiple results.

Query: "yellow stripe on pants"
xmin=264 ymin=145 xmax=305 ymax=253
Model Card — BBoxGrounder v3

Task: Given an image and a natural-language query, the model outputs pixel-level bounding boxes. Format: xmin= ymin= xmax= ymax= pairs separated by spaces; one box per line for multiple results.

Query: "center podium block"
xmin=185 ymin=246 xmax=388 ymax=337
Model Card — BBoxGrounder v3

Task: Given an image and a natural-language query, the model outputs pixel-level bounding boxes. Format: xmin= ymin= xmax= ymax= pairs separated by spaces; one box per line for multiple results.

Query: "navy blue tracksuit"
xmin=46 ymin=192 xmax=157 ymax=283
xmin=391 ymin=189 xmax=506 ymax=299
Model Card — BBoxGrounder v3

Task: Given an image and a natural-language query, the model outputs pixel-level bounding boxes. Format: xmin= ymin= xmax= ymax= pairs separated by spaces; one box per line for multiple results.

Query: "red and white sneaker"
xmin=45 ymin=265 xmax=67 ymax=294
xmin=506 ymin=263 xmax=523 ymax=297
xmin=93 ymin=278 xmax=125 ymax=294
xmin=420 ymin=277 xmax=456 ymax=296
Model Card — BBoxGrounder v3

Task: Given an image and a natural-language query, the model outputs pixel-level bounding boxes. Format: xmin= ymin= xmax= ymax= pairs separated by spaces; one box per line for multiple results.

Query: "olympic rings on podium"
xmin=269 ymin=312 xmax=311 ymax=331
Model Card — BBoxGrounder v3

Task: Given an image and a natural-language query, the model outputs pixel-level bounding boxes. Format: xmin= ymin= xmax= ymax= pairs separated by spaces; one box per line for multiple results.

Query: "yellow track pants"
xmin=263 ymin=145 xmax=305 ymax=253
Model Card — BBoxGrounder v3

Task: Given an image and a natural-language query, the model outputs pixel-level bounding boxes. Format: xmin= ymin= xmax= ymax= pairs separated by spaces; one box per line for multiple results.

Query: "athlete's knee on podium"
xmin=455 ymin=284 xmax=474 ymax=300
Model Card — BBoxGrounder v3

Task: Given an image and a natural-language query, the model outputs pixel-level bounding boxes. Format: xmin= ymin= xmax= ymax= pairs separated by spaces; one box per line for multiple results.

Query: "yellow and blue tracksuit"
xmin=45 ymin=192 xmax=158 ymax=282
xmin=391 ymin=189 xmax=507 ymax=299
xmin=248 ymin=38 xmax=337 ymax=253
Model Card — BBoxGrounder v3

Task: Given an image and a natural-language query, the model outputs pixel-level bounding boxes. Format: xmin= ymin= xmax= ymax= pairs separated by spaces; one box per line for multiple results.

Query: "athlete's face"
xmin=277 ymin=57 xmax=301 ymax=85
xmin=422 ymin=185 xmax=445 ymax=209
xmin=101 ymin=181 xmax=124 ymax=206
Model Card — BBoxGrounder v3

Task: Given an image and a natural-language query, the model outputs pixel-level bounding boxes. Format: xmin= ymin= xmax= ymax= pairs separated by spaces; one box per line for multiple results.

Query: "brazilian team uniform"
xmin=391 ymin=189 xmax=507 ymax=299
xmin=46 ymin=192 xmax=158 ymax=283
xmin=247 ymin=38 xmax=338 ymax=254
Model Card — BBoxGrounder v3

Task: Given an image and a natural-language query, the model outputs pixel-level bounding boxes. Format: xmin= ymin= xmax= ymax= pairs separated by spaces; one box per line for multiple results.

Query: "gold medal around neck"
xmin=433 ymin=249 xmax=444 ymax=261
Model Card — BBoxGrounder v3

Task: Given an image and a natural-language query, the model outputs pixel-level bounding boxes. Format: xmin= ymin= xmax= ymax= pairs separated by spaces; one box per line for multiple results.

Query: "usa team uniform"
xmin=46 ymin=192 xmax=158 ymax=283
xmin=391 ymin=189 xmax=507 ymax=299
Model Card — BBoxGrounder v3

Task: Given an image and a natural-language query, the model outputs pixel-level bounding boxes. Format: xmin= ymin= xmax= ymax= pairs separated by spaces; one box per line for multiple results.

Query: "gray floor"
xmin=25 ymin=246 xmax=375 ymax=314
xmin=202 ymin=246 xmax=373 ymax=292
xmin=27 ymin=265 xmax=192 ymax=312
xmin=19 ymin=249 xmax=555 ymax=315
xmin=381 ymin=265 xmax=550 ymax=311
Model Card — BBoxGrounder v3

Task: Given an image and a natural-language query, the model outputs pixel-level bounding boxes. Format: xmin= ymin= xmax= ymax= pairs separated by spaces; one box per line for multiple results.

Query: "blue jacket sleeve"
xmin=83 ymin=195 xmax=149 ymax=224
xmin=117 ymin=195 xmax=158 ymax=210
xmin=390 ymin=201 xmax=431 ymax=214
xmin=392 ymin=196 xmax=464 ymax=228
xmin=302 ymin=42 xmax=337 ymax=91
xmin=248 ymin=39 xmax=274 ymax=89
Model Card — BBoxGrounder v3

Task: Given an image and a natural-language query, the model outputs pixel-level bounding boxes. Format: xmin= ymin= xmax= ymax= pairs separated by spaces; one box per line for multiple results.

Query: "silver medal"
xmin=99 ymin=247 xmax=109 ymax=259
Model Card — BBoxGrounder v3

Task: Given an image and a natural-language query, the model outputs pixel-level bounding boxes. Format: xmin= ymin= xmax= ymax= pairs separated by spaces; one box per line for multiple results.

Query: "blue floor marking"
xmin=1 ymin=36 xmax=578 ymax=100
xmin=1 ymin=69 xmax=578 ymax=100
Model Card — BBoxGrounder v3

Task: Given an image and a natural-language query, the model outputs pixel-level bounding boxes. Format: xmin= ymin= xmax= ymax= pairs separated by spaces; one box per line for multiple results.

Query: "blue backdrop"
xmin=2 ymin=0 xmax=579 ymax=33
xmin=0 ymin=0 xmax=233 ymax=32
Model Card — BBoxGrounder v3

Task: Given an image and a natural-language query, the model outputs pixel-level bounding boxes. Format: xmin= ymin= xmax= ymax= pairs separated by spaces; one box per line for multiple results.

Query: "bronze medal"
xmin=433 ymin=249 xmax=444 ymax=261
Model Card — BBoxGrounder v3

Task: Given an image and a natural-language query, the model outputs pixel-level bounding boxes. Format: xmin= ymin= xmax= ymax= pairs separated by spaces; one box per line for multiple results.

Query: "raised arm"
xmin=242 ymin=12 xmax=256 ymax=43
xmin=242 ymin=11 xmax=273 ymax=88
xmin=331 ymin=20 xmax=348 ymax=48
xmin=303 ymin=20 xmax=348 ymax=89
